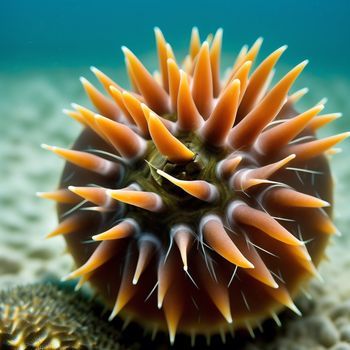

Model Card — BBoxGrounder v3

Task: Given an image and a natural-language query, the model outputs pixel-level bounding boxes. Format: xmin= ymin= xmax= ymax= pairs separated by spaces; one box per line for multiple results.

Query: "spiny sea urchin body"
xmin=0 ymin=284 xmax=138 ymax=350
xmin=40 ymin=28 xmax=348 ymax=344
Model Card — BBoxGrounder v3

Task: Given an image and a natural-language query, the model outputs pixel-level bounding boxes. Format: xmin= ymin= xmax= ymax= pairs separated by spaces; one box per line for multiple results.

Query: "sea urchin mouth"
xmin=40 ymin=27 xmax=348 ymax=344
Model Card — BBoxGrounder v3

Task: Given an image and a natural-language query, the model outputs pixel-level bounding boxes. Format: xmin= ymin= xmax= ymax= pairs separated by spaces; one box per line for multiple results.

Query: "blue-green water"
xmin=2 ymin=0 xmax=350 ymax=77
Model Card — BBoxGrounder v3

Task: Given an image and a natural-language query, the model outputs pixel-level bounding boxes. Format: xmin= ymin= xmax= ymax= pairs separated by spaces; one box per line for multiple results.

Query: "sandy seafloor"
xmin=1 ymin=62 xmax=350 ymax=349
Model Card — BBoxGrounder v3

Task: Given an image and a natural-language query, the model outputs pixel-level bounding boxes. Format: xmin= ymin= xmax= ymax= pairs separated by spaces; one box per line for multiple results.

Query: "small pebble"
xmin=340 ymin=324 xmax=350 ymax=342
xmin=316 ymin=316 xmax=339 ymax=347
xmin=330 ymin=301 xmax=350 ymax=320
xmin=330 ymin=343 xmax=350 ymax=350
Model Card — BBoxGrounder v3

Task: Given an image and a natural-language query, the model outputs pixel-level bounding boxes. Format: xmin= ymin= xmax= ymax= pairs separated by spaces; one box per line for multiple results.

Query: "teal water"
xmin=2 ymin=0 xmax=350 ymax=77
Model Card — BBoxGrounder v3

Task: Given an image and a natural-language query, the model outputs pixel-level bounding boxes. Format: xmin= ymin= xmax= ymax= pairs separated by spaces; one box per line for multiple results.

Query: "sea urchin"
xmin=39 ymin=28 xmax=348 ymax=344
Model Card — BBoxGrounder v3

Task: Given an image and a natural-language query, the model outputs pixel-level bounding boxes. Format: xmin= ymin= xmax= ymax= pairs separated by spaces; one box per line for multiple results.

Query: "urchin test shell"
xmin=40 ymin=28 xmax=348 ymax=344
xmin=0 ymin=284 xmax=138 ymax=350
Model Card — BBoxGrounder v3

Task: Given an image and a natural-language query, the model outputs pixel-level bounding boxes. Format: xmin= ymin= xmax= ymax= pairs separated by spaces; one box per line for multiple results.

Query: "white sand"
xmin=0 ymin=69 xmax=83 ymax=286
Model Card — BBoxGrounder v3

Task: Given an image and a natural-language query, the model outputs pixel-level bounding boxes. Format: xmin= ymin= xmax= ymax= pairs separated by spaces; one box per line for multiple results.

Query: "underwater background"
xmin=1 ymin=0 xmax=350 ymax=349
